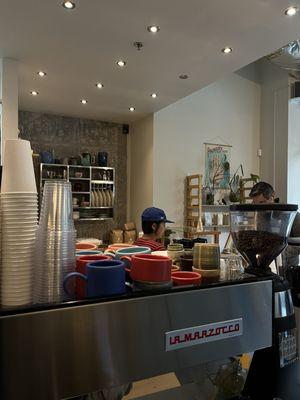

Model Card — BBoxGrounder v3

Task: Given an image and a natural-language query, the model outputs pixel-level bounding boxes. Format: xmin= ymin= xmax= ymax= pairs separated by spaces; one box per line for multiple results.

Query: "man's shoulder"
xmin=291 ymin=212 xmax=300 ymax=237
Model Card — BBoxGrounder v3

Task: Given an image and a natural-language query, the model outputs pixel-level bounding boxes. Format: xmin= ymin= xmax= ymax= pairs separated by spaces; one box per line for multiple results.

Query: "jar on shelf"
xmin=212 ymin=213 xmax=218 ymax=226
xmin=223 ymin=213 xmax=229 ymax=226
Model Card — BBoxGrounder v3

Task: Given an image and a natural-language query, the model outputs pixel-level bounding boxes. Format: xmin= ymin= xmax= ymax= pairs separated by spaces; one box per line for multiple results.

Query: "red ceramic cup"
xmin=76 ymin=254 xmax=112 ymax=299
xmin=130 ymin=254 xmax=172 ymax=283
xmin=171 ymin=271 xmax=201 ymax=286
xmin=76 ymin=243 xmax=98 ymax=251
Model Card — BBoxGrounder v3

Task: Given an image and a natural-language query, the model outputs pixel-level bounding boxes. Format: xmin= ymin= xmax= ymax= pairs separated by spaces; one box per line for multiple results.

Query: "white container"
xmin=1 ymin=139 xmax=37 ymax=193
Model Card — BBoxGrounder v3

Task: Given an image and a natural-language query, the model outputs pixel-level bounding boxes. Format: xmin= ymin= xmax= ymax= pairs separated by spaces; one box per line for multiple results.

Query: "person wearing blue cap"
xmin=134 ymin=207 xmax=174 ymax=251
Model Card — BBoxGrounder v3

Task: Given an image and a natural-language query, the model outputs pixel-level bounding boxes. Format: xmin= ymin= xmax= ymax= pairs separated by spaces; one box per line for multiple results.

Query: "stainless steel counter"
xmin=0 ymin=278 xmax=272 ymax=400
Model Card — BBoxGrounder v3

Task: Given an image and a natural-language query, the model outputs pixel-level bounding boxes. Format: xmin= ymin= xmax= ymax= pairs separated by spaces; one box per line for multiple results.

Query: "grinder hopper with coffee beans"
xmin=230 ymin=203 xmax=300 ymax=399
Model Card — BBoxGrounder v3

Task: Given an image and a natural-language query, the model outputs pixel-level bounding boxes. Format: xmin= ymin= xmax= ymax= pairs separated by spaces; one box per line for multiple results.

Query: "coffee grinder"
xmin=230 ymin=204 xmax=299 ymax=400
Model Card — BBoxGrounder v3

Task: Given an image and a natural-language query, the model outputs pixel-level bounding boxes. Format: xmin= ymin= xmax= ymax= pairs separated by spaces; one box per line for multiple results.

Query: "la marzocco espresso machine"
xmin=230 ymin=204 xmax=299 ymax=400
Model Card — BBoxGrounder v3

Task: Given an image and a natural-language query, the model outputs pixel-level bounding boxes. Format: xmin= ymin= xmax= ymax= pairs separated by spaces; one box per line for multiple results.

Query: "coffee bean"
xmin=232 ymin=230 xmax=286 ymax=268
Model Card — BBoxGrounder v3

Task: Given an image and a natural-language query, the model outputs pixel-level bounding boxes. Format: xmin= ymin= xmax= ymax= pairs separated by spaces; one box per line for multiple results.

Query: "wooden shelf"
xmin=41 ymin=163 xmax=67 ymax=167
xmin=188 ymin=184 xmax=200 ymax=189
xmin=91 ymin=166 xmax=114 ymax=170
xmin=42 ymin=178 xmax=67 ymax=181
xmin=75 ymin=217 xmax=113 ymax=222
xmin=79 ymin=206 xmax=113 ymax=209
xmin=69 ymin=177 xmax=90 ymax=181
xmin=203 ymin=225 xmax=230 ymax=228
xmin=68 ymin=165 xmax=90 ymax=169
xmin=202 ymin=205 xmax=230 ymax=209
xmin=91 ymin=180 xmax=114 ymax=184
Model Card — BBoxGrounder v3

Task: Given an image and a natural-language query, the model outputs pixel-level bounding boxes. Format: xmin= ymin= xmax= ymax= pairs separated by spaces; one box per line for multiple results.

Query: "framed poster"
xmin=205 ymin=143 xmax=231 ymax=190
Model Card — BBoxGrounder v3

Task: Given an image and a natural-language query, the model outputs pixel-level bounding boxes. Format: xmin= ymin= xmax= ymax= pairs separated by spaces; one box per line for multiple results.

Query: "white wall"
xmin=153 ymin=73 xmax=261 ymax=227
xmin=288 ymin=100 xmax=300 ymax=206
xmin=259 ymin=59 xmax=289 ymax=201
xmin=129 ymin=115 xmax=154 ymax=231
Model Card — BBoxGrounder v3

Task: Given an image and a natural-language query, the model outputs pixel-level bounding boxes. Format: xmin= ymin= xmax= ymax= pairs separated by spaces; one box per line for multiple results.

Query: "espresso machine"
xmin=230 ymin=204 xmax=299 ymax=400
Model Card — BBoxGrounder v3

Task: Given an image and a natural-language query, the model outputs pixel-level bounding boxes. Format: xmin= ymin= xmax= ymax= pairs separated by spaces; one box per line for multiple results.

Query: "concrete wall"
xmin=152 ymin=73 xmax=261 ymax=227
xmin=129 ymin=115 xmax=153 ymax=231
xmin=19 ymin=110 xmax=127 ymax=241
xmin=0 ymin=58 xmax=19 ymax=162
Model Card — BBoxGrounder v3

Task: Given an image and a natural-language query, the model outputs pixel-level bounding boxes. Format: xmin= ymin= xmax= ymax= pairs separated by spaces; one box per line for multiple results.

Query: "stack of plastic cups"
xmin=34 ymin=181 xmax=76 ymax=304
xmin=1 ymin=139 xmax=38 ymax=307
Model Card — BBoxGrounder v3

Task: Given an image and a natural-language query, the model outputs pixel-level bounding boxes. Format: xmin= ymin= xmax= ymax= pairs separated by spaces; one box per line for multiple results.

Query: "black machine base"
xmin=243 ymin=272 xmax=299 ymax=400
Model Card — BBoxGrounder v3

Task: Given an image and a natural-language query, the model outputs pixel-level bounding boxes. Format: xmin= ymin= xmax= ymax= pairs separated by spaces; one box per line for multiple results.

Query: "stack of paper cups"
xmin=1 ymin=139 xmax=38 ymax=307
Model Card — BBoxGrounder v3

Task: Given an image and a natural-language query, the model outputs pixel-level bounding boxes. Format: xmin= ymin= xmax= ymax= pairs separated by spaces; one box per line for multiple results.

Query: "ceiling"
xmin=1 ymin=0 xmax=300 ymax=123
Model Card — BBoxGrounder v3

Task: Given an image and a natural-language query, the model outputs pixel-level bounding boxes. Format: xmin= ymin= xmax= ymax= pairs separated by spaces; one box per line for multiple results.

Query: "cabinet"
xmin=40 ymin=163 xmax=115 ymax=221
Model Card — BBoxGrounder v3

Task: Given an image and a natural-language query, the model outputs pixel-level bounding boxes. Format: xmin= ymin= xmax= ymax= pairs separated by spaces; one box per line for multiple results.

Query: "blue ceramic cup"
xmin=63 ymin=260 xmax=125 ymax=298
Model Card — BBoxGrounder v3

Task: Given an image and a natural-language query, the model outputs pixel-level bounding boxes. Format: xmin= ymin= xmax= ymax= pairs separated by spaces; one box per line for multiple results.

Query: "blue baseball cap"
xmin=141 ymin=207 xmax=174 ymax=223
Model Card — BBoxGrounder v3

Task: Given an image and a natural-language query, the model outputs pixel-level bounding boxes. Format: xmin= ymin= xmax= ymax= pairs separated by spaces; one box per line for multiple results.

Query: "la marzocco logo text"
xmin=165 ymin=318 xmax=243 ymax=351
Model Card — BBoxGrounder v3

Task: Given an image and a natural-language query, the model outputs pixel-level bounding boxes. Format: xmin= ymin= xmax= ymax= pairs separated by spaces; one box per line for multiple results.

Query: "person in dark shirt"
xmin=134 ymin=207 xmax=174 ymax=251
xmin=249 ymin=181 xmax=300 ymax=267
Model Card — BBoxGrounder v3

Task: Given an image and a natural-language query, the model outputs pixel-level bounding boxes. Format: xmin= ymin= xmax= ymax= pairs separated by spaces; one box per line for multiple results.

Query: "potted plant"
xmin=164 ymin=228 xmax=176 ymax=247
xmin=229 ymin=164 xmax=244 ymax=203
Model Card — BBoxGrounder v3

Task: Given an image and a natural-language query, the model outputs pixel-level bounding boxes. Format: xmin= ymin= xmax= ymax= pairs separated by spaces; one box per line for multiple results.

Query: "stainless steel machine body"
xmin=0 ymin=279 xmax=272 ymax=400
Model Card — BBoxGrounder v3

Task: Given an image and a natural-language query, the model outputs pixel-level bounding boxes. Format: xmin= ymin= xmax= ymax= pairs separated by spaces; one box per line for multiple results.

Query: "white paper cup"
xmin=1 ymin=209 xmax=37 ymax=214
xmin=1 ymin=198 xmax=37 ymax=202
xmin=2 ymin=224 xmax=36 ymax=228
xmin=1 ymin=139 xmax=37 ymax=193
xmin=3 ymin=235 xmax=36 ymax=240
xmin=1 ymin=194 xmax=37 ymax=198
xmin=2 ymin=219 xmax=38 ymax=223
xmin=2 ymin=280 xmax=32 ymax=287
xmin=2 ymin=264 xmax=32 ymax=268
xmin=2 ymin=263 xmax=33 ymax=269
xmin=2 ymin=229 xmax=37 ymax=234
xmin=3 ymin=255 xmax=34 ymax=260
xmin=2 ymin=276 xmax=32 ymax=283
xmin=3 ymin=228 xmax=36 ymax=232
xmin=2 ymin=295 xmax=32 ymax=301
xmin=1 ymin=201 xmax=38 ymax=206
xmin=1 ymin=296 xmax=32 ymax=303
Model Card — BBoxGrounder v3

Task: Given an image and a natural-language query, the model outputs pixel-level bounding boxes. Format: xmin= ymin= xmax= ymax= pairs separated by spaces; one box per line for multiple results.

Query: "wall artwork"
xmin=204 ymin=143 xmax=231 ymax=203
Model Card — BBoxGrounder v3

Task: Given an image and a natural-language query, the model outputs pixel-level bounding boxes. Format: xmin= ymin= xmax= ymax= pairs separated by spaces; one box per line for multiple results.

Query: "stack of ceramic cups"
xmin=1 ymin=139 xmax=38 ymax=307
xmin=193 ymin=243 xmax=221 ymax=282
xmin=34 ymin=181 xmax=76 ymax=304
xmin=167 ymin=243 xmax=184 ymax=263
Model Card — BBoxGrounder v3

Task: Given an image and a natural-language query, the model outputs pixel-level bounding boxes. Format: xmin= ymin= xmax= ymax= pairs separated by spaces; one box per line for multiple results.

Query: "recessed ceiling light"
xmin=151 ymin=93 xmax=158 ymax=98
xmin=96 ymin=82 xmax=104 ymax=89
xmin=147 ymin=25 xmax=160 ymax=33
xmin=116 ymin=60 xmax=126 ymax=68
xmin=30 ymin=90 xmax=39 ymax=96
xmin=80 ymin=99 xmax=87 ymax=104
xmin=179 ymin=74 xmax=189 ymax=80
xmin=37 ymin=71 xmax=46 ymax=77
xmin=129 ymin=107 xmax=135 ymax=112
xmin=284 ymin=6 xmax=298 ymax=16
xmin=62 ymin=1 xmax=75 ymax=9
xmin=222 ymin=47 xmax=233 ymax=54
